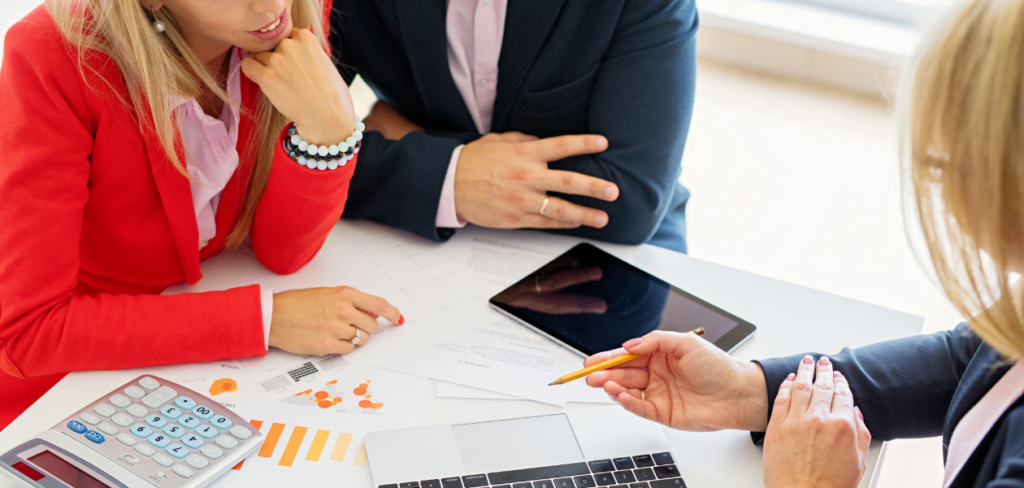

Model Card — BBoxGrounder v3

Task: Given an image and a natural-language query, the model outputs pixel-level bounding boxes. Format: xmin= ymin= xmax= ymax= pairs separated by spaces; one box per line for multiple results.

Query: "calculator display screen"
xmin=28 ymin=451 xmax=109 ymax=488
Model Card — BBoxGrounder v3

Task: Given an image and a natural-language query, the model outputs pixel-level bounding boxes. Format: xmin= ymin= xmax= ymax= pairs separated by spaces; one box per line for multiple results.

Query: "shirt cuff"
xmin=260 ymin=285 xmax=274 ymax=351
xmin=435 ymin=145 xmax=468 ymax=228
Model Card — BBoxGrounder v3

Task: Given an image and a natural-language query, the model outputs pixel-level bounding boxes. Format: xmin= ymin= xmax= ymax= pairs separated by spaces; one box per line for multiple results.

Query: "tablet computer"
xmin=489 ymin=243 xmax=757 ymax=357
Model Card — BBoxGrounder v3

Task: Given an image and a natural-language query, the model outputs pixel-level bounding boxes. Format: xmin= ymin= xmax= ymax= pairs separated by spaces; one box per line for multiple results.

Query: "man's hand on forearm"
xmin=454 ymin=132 xmax=619 ymax=230
xmin=361 ymin=100 xmax=423 ymax=140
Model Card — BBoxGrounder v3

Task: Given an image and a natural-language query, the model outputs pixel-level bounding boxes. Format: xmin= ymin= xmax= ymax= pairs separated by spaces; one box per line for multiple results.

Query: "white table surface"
xmin=0 ymin=221 xmax=924 ymax=488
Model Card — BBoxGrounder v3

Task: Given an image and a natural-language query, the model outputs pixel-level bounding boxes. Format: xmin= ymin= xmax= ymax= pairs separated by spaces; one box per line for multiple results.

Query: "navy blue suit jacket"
xmin=329 ymin=0 xmax=697 ymax=253
xmin=754 ymin=323 xmax=1024 ymax=487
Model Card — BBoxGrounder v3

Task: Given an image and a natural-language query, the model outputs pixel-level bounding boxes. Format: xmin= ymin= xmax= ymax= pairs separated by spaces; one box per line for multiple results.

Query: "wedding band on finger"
xmin=641 ymin=389 xmax=646 ymax=401
xmin=539 ymin=197 xmax=551 ymax=216
xmin=352 ymin=328 xmax=361 ymax=346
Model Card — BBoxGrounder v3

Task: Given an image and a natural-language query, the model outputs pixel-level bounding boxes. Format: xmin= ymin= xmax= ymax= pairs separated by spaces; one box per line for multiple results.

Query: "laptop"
xmin=364 ymin=407 xmax=688 ymax=488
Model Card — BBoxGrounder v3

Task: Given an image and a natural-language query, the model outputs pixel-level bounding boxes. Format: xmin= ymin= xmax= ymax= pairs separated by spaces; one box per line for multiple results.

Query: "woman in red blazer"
xmin=0 ymin=0 xmax=402 ymax=429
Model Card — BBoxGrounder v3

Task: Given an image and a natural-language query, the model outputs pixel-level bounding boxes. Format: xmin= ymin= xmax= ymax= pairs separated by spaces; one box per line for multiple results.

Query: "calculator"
xmin=0 ymin=375 xmax=264 ymax=488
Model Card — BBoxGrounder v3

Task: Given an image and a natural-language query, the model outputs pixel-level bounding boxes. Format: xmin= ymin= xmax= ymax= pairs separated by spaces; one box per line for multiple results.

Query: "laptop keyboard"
xmin=379 ymin=452 xmax=686 ymax=488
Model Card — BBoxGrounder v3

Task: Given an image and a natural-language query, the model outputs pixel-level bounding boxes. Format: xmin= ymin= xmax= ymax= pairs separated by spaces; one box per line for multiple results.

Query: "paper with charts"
xmin=163 ymin=223 xmax=487 ymax=398
xmin=122 ymin=363 xmax=428 ymax=488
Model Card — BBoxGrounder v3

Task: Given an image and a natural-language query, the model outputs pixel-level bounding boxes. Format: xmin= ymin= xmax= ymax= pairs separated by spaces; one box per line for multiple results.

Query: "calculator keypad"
xmin=60 ymin=375 xmax=261 ymax=488
xmin=146 ymin=414 xmax=168 ymax=429
xmin=111 ymin=413 xmax=133 ymax=427
xmin=93 ymin=404 xmax=115 ymax=418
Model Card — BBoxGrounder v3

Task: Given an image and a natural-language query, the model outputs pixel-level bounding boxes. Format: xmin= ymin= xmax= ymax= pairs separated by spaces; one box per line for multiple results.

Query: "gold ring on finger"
xmin=539 ymin=197 xmax=550 ymax=216
xmin=352 ymin=328 xmax=361 ymax=346
xmin=641 ymin=389 xmax=646 ymax=401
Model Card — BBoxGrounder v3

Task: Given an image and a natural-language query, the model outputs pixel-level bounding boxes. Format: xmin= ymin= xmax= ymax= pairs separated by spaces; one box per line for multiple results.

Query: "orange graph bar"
xmin=278 ymin=427 xmax=308 ymax=467
xmin=353 ymin=441 xmax=368 ymax=466
xmin=305 ymin=430 xmax=331 ymax=462
xmin=232 ymin=420 xmax=265 ymax=470
xmin=330 ymin=433 xmax=353 ymax=461
xmin=259 ymin=423 xmax=286 ymax=458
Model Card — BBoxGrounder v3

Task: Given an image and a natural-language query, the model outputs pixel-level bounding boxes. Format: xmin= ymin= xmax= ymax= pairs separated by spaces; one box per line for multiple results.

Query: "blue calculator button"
xmin=160 ymin=405 xmax=183 ymax=420
xmin=145 ymin=414 xmax=168 ymax=429
xmin=178 ymin=415 xmax=200 ymax=429
xmin=191 ymin=405 xmax=214 ymax=420
xmin=67 ymin=420 xmax=87 ymax=434
xmin=84 ymin=431 xmax=105 ymax=444
xmin=163 ymin=424 xmax=186 ymax=439
xmin=174 ymin=396 xmax=196 ymax=411
xmin=148 ymin=434 xmax=171 ymax=448
xmin=166 ymin=444 xmax=188 ymax=459
xmin=180 ymin=434 xmax=203 ymax=449
xmin=210 ymin=415 xmax=232 ymax=430
xmin=195 ymin=425 xmax=218 ymax=439
xmin=130 ymin=424 xmax=153 ymax=438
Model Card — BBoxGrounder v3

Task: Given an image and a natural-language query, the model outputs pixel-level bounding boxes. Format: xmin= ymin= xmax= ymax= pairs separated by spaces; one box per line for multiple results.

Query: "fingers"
xmin=496 ymin=131 xmax=539 ymax=143
xmin=619 ymin=330 xmax=704 ymax=359
xmin=538 ymin=266 xmax=603 ymax=291
xmin=583 ymin=347 xmax=651 ymax=369
xmin=855 ymin=406 xmax=872 ymax=453
xmin=808 ymin=356 xmax=835 ymax=414
xmin=535 ymin=196 xmax=609 ymax=228
xmin=508 ymin=293 xmax=607 ymax=314
xmin=586 ymin=368 xmax=650 ymax=390
xmin=349 ymin=290 xmax=402 ymax=324
xmin=789 ymin=355 xmax=817 ymax=414
xmin=768 ymin=372 xmax=797 ymax=427
xmin=239 ymin=58 xmax=268 ymax=84
xmin=348 ymin=309 xmax=379 ymax=335
xmin=830 ymin=370 xmax=855 ymax=415
xmin=604 ymin=381 xmax=659 ymax=423
xmin=516 ymin=214 xmax=583 ymax=229
xmin=524 ymin=134 xmax=608 ymax=162
xmin=536 ymin=170 xmax=619 ymax=202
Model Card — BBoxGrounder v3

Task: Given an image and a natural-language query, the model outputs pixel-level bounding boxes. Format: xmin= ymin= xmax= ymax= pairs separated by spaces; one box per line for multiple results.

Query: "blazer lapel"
xmin=141 ymin=113 xmax=203 ymax=284
xmin=392 ymin=0 xmax=475 ymax=130
xmin=490 ymin=0 xmax=566 ymax=132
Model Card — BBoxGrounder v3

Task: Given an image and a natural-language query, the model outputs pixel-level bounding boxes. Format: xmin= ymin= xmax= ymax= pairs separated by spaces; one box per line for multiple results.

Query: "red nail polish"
xmin=802 ymin=355 xmax=814 ymax=364
xmin=398 ymin=315 xmax=405 ymax=325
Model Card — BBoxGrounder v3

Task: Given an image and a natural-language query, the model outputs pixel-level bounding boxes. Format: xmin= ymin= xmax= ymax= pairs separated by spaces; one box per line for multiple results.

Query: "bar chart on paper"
xmin=216 ymin=419 xmax=373 ymax=488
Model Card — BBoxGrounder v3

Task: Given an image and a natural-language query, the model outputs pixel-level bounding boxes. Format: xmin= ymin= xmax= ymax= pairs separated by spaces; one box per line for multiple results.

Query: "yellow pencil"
xmin=548 ymin=327 xmax=705 ymax=385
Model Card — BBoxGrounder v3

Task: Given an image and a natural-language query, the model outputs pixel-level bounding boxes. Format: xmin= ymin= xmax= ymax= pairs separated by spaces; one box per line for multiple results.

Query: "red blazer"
xmin=0 ymin=4 xmax=346 ymax=429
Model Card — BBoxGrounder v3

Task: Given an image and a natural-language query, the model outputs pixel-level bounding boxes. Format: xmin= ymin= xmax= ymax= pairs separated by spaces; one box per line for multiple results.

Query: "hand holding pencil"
xmin=576 ymin=329 xmax=772 ymax=433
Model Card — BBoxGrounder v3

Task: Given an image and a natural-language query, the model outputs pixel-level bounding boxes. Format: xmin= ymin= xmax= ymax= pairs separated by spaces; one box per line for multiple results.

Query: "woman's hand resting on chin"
xmin=241 ymin=27 xmax=355 ymax=146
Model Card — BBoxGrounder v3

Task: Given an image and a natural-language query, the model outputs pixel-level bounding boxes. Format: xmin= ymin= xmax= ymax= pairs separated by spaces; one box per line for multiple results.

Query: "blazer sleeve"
xmin=248 ymin=126 xmax=359 ymax=274
xmin=0 ymin=18 xmax=266 ymax=380
xmin=542 ymin=0 xmax=697 ymax=245
xmin=750 ymin=322 xmax=983 ymax=444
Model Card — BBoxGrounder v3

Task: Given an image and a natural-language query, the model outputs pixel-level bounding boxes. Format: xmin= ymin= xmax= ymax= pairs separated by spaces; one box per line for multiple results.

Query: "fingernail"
xmin=594 ymin=214 xmax=608 ymax=227
xmin=622 ymin=337 xmax=642 ymax=349
xmin=786 ymin=373 xmax=796 ymax=381
xmin=819 ymin=356 xmax=830 ymax=366
xmin=604 ymin=187 xmax=616 ymax=199
xmin=607 ymin=393 xmax=621 ymax=405
xmin=835 ymin=371 xmax=843 ymax=378
xmin=398 ymin=315 xmax=405 ymax=325
xmin=802 ymin=355 xmax=814 ymax=364
xmin=856 ymin=406 xmax=864 ymax=421
xmin=833 ymin=371 xmax=841 ymax=378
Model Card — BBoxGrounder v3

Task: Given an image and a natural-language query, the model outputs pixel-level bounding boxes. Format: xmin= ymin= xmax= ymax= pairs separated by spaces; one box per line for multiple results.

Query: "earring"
xmin=153 ymin=19 xmax=165 ymax=33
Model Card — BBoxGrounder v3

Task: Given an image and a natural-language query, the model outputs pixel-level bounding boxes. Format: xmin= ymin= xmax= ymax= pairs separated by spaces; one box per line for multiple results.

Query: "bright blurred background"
xmin=0 ymin=0 xmax=963 ymax=486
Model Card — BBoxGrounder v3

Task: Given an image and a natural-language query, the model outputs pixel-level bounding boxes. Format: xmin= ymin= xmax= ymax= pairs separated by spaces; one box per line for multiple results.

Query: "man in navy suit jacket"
xmin=329 ymin=0 xmax=697 ymax=253
xmin=753 ymin=323 xmax=1024 ymax=487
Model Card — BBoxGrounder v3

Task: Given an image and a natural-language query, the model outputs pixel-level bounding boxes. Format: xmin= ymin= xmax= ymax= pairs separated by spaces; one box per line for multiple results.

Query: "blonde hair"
xmin=905 ymin=0 xmax=1024 ymax=360
xmin=46 ymin=0 xmax=327 ymax=248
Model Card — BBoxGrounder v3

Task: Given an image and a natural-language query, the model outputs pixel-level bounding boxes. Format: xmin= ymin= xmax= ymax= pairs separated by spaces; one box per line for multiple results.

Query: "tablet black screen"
xmin=489 ymin=243 xmax=756 ymax=356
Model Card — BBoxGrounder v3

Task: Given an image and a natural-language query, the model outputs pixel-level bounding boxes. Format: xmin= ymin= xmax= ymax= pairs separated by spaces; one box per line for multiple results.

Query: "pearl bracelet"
xmin=282 ymin=118 xmax=365 ymax=171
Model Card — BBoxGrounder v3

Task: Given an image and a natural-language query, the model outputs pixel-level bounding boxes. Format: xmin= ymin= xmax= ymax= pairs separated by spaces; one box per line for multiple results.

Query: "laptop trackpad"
xmin=452 ymin=414 xmax=585 ymax=473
